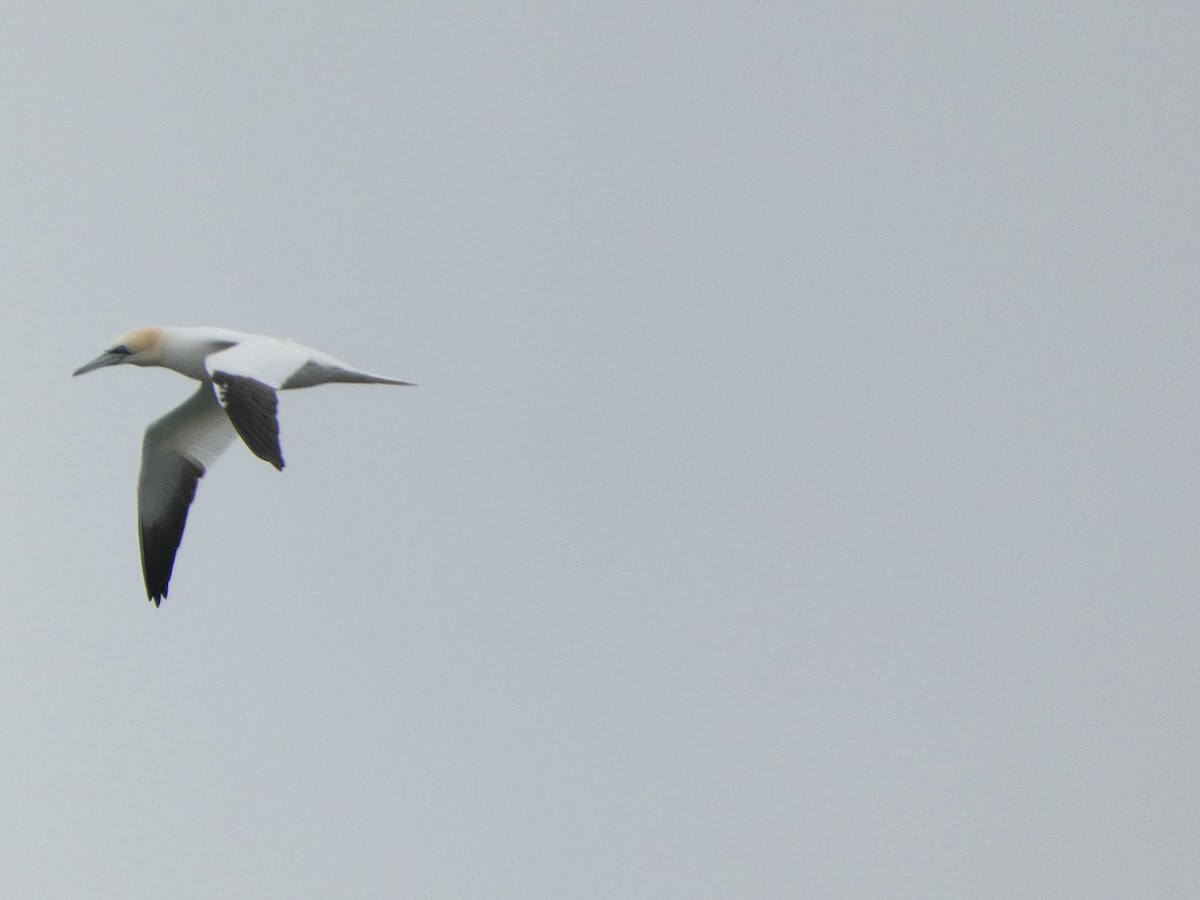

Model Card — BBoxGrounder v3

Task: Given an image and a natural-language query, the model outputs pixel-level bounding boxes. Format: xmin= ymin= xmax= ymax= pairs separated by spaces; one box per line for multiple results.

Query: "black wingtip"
xmin=211 ymin=371 xmax=286 ymax=470
xmin=140 ymin=457 xmax=204 ymax=606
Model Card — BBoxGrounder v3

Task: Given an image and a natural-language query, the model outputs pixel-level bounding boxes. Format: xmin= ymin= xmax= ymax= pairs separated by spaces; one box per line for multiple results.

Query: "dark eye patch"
xmin=110 ymin=345 xmax=132 ymax=356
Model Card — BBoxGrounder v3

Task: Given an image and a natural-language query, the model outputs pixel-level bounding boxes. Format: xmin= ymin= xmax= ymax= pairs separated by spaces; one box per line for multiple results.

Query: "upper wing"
xmin=138 ymin=382 xmax=237 ymax=605
xmin=204 ymin=339 xmax=304 ymax=470
xmin=209 ymin=370 xmax=284 ymax=470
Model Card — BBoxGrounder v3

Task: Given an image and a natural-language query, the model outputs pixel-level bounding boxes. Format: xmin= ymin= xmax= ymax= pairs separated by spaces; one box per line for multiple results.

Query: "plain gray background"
xmin=3 ymin=3 xmax=1198 ymax=897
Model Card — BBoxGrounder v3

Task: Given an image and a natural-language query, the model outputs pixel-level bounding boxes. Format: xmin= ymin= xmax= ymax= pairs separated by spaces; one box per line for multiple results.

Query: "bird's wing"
xmin=204 ymin=339 xmax=304 ymax=471
xmin=138 ymin=382 xmax=237 ymax=605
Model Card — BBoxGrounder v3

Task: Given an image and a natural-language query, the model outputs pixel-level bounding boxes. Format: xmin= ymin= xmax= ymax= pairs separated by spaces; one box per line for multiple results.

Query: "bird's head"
xmin=73 ymin=327 xmax=167 ymax=376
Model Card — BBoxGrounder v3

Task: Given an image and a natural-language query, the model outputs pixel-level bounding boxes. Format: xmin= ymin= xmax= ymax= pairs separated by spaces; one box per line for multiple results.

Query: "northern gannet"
xmin=73 ymin=326 xmax=413 ymax=605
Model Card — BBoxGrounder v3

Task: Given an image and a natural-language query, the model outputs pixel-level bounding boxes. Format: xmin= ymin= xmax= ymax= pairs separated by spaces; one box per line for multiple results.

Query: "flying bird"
xmin=73 ymin=326 xmax=413 ymax=605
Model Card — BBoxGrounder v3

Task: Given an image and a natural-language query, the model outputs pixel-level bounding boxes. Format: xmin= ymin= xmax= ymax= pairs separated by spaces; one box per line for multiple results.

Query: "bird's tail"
xmin=341 ymin=372 xmax=416 ymax=386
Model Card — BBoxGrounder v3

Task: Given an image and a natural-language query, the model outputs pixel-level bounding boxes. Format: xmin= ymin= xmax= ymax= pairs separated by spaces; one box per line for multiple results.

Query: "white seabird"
xmin=73 ymin=326 xmax=413 ymax=606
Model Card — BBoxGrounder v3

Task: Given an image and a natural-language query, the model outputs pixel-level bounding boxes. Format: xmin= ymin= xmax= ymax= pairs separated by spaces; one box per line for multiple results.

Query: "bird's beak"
xmin=73 ymin=351 xmax=125 ymax=377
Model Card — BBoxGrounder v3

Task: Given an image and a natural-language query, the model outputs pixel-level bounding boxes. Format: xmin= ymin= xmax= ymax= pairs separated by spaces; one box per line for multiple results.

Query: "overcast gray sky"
xmin=2 ymin=3 xmax=1198 ymax=897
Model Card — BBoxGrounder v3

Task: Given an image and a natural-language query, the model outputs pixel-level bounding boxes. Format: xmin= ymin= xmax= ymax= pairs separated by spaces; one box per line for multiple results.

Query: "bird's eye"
xmin=110 ymin=345 xmax=132 ymax=356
